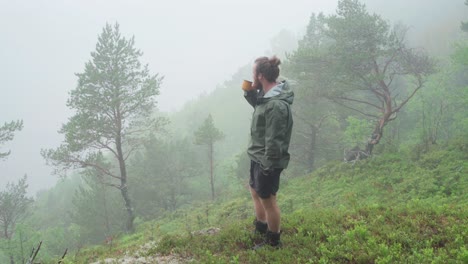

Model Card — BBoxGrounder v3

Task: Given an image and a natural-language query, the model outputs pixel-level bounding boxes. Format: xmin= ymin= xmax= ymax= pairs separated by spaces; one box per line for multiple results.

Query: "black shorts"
xmin=249 ymin=160 xmax=283 ymax=199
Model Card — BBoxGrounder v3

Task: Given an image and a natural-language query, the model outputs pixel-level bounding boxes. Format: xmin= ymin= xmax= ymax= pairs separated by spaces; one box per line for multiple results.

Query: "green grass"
xmin=152 ymin=203 xmax=467 ymax=263
xmin=71 ymin=141 xmax=468 ymax=263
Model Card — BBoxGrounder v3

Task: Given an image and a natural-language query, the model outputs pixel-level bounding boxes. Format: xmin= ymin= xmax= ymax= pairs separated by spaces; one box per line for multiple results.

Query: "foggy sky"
xmin=0 ymin=0 xmax=338 ymax=194
xmin=0 ymin=0 xmax=466 ymax=195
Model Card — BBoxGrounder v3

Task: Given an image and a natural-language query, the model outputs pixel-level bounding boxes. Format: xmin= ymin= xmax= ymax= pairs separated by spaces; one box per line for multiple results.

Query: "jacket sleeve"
xmin=261 ymin=101 xmax=289 ymax=171
xmin=244 ymin=90 xmax=257 ymax=108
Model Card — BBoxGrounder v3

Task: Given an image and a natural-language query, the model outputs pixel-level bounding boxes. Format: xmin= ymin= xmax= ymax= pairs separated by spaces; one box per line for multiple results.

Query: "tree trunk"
xmin=7 ymin=237 xmax=14 ymax=264
xmin=115 ymin=107 xmax=135 ymax=233
xmin=119 ymin=176 xmax=135 ymax=233
xmin=19 ymin=230 xmax=25 ymax=264
xmin=210 ymin=141 xmax=215 ymax=201
xmin=308 ymin=125 xmax=317 ymax=172
xmin=116 ymin=136 xmax=134 ymax=233
xmin=169 ymin=173 xmax=177 ymax=210
xmin=170 ymin=188 xmax=176 ymax=211
xmin=364 ymin=82 xmax=394 ymax=156
xmin=102 ymin=184 xmax=111 ymax=236
xmin=4 ymin=226 xmax=14 ymax=264
xmin=366 ymin=117 xmax=386 ymax=155
xmin=3 ymin=223 xmax=9 ymax=239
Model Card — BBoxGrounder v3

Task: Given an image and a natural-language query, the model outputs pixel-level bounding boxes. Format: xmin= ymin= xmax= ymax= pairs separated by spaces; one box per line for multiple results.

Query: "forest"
xmin=0 ymin=0 xmax=467 ymax=263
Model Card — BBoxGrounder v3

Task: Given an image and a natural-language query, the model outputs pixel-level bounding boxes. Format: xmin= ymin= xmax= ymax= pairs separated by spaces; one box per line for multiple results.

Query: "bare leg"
xmin=260 ymin=195 xmax=281 ymax=233
xmin=250 ymin=187 xmax=266 ymax=222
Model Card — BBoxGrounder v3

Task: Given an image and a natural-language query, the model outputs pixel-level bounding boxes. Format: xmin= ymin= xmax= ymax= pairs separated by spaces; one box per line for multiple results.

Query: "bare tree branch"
xmin=334 ymin=96 xmax=383 ymax=110
xmin=124 ymin=143 xmax=141 ymax=161
xmin=58 ymin=248 xmax=68 ymax=264
xmin=65 ymin=155 xmax=121 ymax=181
xmin=331 ymin=98 xmax=380 ymax=119
xmin=392 ymin=76 xmax=424 ymax=114
xmin=26 ymin=241 xmax=42 ymax=264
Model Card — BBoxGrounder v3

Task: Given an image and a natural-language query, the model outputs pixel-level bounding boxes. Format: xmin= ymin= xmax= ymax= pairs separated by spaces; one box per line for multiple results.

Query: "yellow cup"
xmin=242 ymin=80 xmax=254 ymax=91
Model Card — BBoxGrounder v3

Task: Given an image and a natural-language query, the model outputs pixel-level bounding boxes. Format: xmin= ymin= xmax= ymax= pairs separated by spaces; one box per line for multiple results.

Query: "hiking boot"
xmin=253 ymin=219 xmax=268 ymax=235
xmin=252 ymin=230 xmax=282 ymax=250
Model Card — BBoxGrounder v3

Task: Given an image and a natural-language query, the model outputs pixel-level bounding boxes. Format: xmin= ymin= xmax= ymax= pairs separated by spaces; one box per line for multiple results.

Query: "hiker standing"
xmin=243 ymin=56 xmax=294 ymax=248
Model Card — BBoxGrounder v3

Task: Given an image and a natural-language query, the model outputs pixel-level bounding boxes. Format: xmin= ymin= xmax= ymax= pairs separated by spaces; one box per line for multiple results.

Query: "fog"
xmin=0 ymin=0 xmax=465 ymax=194
xmin=0 ymin=0 xmax=338 ymax=194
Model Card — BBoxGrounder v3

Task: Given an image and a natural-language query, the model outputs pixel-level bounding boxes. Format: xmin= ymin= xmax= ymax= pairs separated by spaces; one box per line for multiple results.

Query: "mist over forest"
xmin=1 ymin=0 xmax=467 ymax=263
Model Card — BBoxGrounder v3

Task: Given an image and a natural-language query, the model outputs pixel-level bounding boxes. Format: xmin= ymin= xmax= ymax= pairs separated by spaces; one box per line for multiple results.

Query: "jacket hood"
xmin=258 ymin=80 xmax=294 ymax=105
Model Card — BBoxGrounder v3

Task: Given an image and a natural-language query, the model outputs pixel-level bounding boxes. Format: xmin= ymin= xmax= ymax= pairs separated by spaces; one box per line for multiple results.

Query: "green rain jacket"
xmin=244 ymin=80 xmax=294 ymax=171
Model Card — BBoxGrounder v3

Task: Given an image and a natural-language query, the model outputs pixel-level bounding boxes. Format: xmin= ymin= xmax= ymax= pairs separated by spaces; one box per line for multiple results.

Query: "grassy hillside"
xmin=71 ymin=140 xmax=468 ymax=263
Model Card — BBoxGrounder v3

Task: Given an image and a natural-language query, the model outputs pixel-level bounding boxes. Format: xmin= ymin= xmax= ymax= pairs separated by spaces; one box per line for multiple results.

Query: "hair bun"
xmin=254 ymin=55 xmax=281 ymax=82
xmin=269 ymin=56 xmax=281 ymax=67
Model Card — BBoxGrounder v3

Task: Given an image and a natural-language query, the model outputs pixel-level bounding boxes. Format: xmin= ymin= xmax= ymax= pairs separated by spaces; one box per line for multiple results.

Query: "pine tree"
xmin=0 ymin=176 xmax=32 ymax=264
xmin=41 ymin=23 xmax=165 ymax=233
xmin=0 ymin=120 xmax=23 ymax=160
xmin=194 ymin=114 xmax=224 ymax=200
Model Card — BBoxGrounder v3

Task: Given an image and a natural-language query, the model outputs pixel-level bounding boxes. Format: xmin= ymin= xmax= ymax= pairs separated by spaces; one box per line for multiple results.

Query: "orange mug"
xmin=242 ymin=80 xmax=254 ymax=91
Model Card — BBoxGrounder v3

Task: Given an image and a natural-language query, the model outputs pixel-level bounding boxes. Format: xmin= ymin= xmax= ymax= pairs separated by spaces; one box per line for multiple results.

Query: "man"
xmin=244 ymin=56 xmax=294 ymax=249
